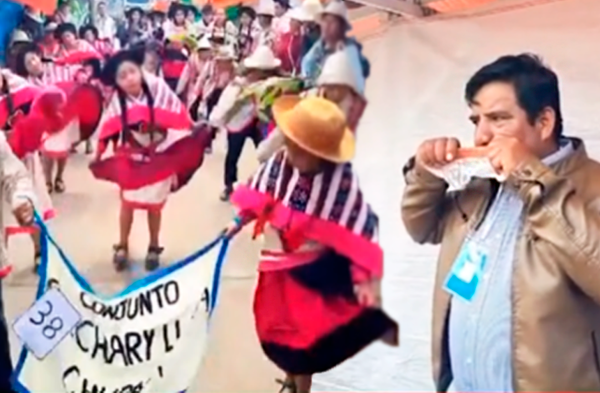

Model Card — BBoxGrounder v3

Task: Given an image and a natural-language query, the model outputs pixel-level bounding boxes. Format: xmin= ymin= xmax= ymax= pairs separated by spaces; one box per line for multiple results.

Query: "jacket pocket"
xmin=591 ymin=332 xmax=600 ymax=379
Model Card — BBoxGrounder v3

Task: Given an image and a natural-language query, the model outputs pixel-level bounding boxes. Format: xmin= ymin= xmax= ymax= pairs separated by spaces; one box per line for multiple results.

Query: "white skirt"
xmin=120 ymin=176 xmax=174 ymax=211
xmin=41 ymin=119 xmax=79 ymax=158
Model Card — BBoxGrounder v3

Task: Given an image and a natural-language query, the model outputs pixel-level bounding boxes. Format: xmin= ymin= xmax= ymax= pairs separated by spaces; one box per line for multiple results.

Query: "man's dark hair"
xmin=465 ymin=53 xmax=563 ymax=140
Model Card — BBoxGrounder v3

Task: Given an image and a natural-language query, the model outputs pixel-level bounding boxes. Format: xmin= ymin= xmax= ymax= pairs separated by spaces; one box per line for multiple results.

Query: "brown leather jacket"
xmin=401 ymin=138 xmax=600 ymax=392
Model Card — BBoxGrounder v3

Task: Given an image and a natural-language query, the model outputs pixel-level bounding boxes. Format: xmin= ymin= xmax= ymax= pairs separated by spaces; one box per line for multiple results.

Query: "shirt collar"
xmin=542 ymin=138 xmax=574 ymax=166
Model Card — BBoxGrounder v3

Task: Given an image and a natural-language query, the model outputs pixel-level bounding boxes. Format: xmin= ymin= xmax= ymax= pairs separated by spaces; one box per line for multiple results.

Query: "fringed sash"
xmin=98 ymin=72 xmax=191 ymax=140
xmin=231 ymin=150 xmax=383 ymax=278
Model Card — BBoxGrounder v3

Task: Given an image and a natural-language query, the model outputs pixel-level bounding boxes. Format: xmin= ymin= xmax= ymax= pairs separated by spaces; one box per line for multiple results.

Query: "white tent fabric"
xmin=313 ymin=0 xmax=600 ymax=391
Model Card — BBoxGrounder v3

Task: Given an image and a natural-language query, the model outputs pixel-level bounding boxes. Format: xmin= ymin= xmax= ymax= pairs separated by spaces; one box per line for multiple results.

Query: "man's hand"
xmin=485 ymin=137 xmax=538 ymax=176
xmin=13 ymin=199 xmax=34 ymax=226
xmin=415 ymin=137 xmax=461 ymax=168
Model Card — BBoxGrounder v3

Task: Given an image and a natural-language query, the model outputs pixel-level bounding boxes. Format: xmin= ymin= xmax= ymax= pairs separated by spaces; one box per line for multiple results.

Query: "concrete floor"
xmin=5 ymin=0 xmax=600 ymax=391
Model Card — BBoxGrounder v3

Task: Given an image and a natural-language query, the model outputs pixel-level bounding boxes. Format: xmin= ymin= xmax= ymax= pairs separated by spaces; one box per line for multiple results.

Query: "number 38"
xmin=29 ymin=301 xmax=64 ymax=339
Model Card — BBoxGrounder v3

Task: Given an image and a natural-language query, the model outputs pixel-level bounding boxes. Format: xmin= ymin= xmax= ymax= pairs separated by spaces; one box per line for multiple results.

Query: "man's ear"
xmin=536 ymin=107 xmax=556 ymax=142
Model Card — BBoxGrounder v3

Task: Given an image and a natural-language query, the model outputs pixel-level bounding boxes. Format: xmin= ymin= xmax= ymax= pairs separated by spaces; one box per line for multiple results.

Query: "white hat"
xmin=320 ymin=1 xmax=350 ymax=29
xmin=197 ymin=36 xmax=212 ymax=50
xmin=256 ymin=1 xmax=275 ymax=16
xmin=243 ymin=45 xmax=281 ymax=69
xmin=10 ymin=29 xmax=31 ymax=44
xmin=287 ymin=6 xmax=312 ymax=22
xmin=302 ymin=0 xmax=323 ymax=21
xmin=44 ymin=22 xmax=58 ymax=32
xmin=317 ymin=50 xmax=361 ymax=95
xmin=214 ymin=45 xmax=236 ymax=60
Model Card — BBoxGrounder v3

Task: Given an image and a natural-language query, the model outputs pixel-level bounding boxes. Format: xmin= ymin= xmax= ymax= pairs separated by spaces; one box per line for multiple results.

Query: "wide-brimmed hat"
xmin=287 ymin=6 xmax=312 ymax=22
xmin=100 ymin=48 xmax=145 ymax=87
xmin=213 ymin=45 xmax=236 ymax=61
xmin=256 ymin=1 xmax=275 ymax=16
xmin=302 ymin=0 xmax=323 ymax=21
xmin=54 ymin=23 xmax=77 ymax=40
xmin=319 ymin=1 xmax=350 ymax=30
xmin=272 ymin=95 xmax=354 ymax=163
xmin=197 ymin=36 xmax=212 ymax=51
xmin=317 ymin=50 xmax=362 ymax=95
xmin=243 ymin=45 xmax=281 ymax=69
xmin=10 ymin=29 xmax=32 ymax=45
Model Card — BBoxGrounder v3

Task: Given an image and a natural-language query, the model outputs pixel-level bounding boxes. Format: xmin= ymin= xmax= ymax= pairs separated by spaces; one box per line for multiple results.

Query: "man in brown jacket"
xmin=401 ymin=53 xmax=600 ymax=392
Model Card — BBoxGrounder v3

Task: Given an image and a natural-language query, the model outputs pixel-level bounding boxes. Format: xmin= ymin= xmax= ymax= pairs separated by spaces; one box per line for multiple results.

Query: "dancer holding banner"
xmin=90 ymin=49 xmax=208 ymax=272
xmin=225 ymin=95 xmax=398 ymax=393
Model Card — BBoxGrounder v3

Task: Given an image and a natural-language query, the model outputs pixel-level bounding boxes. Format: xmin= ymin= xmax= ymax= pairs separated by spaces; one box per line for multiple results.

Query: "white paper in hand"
xmin=12 ymin=287 xmax=82 ymax=360
xmin=426 ymin=157 xmax=504 ymax=190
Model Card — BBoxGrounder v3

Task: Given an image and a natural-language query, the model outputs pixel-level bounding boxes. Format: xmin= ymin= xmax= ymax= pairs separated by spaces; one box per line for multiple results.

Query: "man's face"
xmin=469 ymin=81 xmax=554 ymax=154
xmin=97 ymin=3 xmax=106 ymax=15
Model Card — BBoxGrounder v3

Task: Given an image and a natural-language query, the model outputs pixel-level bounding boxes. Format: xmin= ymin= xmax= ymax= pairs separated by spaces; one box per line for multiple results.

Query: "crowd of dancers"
xmin=0 ymin=1 xmax=396 ymax=392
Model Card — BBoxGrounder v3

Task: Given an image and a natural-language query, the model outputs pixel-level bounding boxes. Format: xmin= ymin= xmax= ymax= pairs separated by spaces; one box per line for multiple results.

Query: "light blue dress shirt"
xmin=448 ymin=141 xmax=574 ymax=392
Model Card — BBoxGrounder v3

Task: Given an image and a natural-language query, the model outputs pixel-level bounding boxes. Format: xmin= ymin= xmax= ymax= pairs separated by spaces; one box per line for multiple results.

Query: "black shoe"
xmin=112 ymin=244 xmax=129 ymax=272
xmin=145 ymin=246 xmax=164 ymax=271
xmin=219 ymin=187 xmax=232 ymax=202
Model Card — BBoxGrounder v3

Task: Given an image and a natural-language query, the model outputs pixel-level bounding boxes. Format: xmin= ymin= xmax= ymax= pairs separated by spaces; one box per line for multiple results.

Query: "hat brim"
xmin=243 ymin=58 xmax=281 ymax=70
xmin=320 ymin=12 xmax=351 ymax=30
xmin=272 ymin=95 xmax=355 ymax=163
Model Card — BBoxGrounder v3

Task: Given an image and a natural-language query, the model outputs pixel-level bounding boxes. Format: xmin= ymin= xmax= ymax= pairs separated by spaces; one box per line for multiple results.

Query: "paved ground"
xmin=4 ymin=0 xmax=600 ymax=391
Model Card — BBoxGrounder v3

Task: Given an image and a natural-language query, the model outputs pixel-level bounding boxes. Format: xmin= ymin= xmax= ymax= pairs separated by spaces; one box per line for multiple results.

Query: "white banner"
xmin=12 ymin=223 xmax=229 ymax=393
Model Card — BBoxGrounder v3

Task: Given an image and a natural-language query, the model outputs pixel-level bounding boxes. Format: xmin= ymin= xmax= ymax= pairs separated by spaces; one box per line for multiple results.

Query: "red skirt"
xmin=253 ymin=250 xmax=397 ymax=375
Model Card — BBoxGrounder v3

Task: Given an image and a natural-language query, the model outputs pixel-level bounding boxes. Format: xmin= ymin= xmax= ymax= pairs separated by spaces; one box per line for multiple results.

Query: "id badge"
xmin=443 ymin=241 xmax=488 ymax=302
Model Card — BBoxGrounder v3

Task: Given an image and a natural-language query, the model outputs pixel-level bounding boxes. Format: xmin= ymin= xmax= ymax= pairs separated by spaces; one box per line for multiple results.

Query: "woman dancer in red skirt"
xmin=90 ymin=49 xmax=207 ymax=271
xmin=225 ymin=95 xmax=398 ymax=393
xmin=14 ymin=43 xmax=90 ymax=193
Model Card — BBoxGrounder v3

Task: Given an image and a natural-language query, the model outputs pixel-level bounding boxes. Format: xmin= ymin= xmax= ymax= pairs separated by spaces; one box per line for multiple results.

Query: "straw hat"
xmin=256 ymin=1 xmax=275 ymax=16
xmin=272 ymin=95 xmax=354 ymax=163
xmin=243 ymin=45 xmax=281 ymax=69
xmin=287 ymin=6 xmax=312 ymax=22
xmin=317 ymin=50 xmax=361 ymax=95
xmin=302 ymin=0 xmax=323 ymax=21
xmin=319 ymin=1 xmax=350 ymax=30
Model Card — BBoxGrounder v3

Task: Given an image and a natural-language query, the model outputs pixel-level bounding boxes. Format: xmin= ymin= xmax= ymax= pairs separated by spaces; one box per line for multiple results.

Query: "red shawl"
xmin=90 ymin=73 xmax=208 ymax=190
xmin=55 ymin=40 xmax=102 ymax=65
xmin=231 ymin=150 xmax=383 ymax=281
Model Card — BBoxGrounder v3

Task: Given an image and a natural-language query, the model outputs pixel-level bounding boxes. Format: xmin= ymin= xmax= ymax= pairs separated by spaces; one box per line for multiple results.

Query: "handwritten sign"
xmin=13 ymin=231 xmax=228 ymax=393
xmin=13 ymin=288 xmax=82 ymax=359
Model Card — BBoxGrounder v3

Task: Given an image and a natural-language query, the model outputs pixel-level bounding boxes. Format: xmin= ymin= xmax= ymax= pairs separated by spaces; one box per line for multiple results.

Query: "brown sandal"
xmin=46 ymin=181 xmax=53 ymax=194
xmin=276 ymin=377 xmax=297 ymax=393
xmin=54 ymin=178 xmax=66 ymax=193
